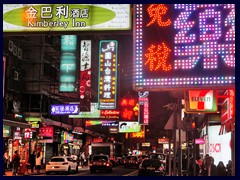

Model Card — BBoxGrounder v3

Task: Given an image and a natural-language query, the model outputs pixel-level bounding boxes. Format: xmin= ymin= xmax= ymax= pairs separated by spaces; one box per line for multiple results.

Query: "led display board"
xmin=98 ymin=40 xmax=118 ymax=109
xmin=50 ymin=104 xmax=79 ymax=115
xmin=3 ymin=4 xmax=131 ymax=32
xmin=59 ymin=35 xmax=77 ymax=92
xmin=133 ymin=4 xmax=235 ymax=91
xmin=118 ymin=121 xmax=141 ymax=133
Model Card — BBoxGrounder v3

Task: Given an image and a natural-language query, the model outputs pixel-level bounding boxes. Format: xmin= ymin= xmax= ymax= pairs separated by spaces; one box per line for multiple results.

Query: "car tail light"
xmin=106 ymin=162 xmax=110 ymax=167
xmin=89 ymin=163 xmax=93 ymax=166
xmin=62 ymin=162 xmax=68 ymax=165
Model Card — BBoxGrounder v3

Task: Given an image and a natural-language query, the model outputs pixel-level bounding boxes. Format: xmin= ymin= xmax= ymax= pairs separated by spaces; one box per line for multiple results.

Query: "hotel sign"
xmin=51 ymin=104 xmax=79 ymax=115
xmin=3 ymin=4 xmax=131 ymax=32
xmin=184 ymin=90 xmax=218 ymax=113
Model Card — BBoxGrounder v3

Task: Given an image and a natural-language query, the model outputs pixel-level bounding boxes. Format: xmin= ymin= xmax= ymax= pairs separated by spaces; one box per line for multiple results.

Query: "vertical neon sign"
xmin=59 ymin=35 xmax=77 ymax=92
xmin=80 ymin=40 xmax=91 ymax=111
xmin=98 ymin=40 xmax=118 ymax=109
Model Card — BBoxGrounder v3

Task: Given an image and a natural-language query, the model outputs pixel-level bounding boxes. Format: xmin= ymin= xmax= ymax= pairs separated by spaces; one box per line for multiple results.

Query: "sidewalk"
xmin=3 ymin=166 xmax=90 ymax=176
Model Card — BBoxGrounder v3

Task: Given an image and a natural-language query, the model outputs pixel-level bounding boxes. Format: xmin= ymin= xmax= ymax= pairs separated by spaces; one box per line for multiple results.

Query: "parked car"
xmin=89 ymin=154 xmax=113 ymax=173
xmin=45 ymin=156 xmax=78 ymax=175
xmin=123 ymin=155 xmax=139 ymax=168
xmin=138 ymin=158 xmax=165 ymax=176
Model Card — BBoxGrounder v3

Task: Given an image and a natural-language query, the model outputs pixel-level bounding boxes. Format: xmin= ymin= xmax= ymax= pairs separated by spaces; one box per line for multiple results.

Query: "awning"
xmin=3 ymin=119 xmax=31 ymax=129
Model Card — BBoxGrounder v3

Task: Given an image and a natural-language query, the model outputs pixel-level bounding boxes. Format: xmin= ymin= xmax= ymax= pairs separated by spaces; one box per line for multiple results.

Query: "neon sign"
xmin=59 ymin=35 xmax=77 ymax=92
xmin=133 ymin=4 xmax=235 ymax=90
xmin=98 ymin=40 xmax=118 ymax=109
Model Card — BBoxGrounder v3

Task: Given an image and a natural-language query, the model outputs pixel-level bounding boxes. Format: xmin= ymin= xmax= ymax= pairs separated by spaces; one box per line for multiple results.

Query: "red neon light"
xmin=121 ymin=108 xmax=134 ymax=120
xmin=120 ymin=98 xmax=136 ymax=107
xmin=145 ymin=43 xmax=172 ymax=71
xmin=146 ymin=4 xmax=171 ymax=27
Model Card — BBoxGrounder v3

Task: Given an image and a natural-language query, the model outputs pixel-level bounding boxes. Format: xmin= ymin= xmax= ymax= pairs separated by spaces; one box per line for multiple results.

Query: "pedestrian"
xmin=12 ymin=150 xmax=20 ymax=176
xmin=28 ymin=151 xmax=36 ymax=173
xmin=3 ymin=150 xmax=9 ymax=175
xmin=209 ymin=156 xmax=217 ymax=176
xmin=226 ymin=160 xmax=232 ymax=176
xmin=196 ymin=155 xmax=203 ymax=176
xmin=216 ymin=161 xmax=227 ymax=176
xmin=81 ymin=152 xmax=86 ymax=167
xmin=201 ymin=154 xmax=210 ymax=176
xmin=35 ymin=152 xmax=42 ymax=173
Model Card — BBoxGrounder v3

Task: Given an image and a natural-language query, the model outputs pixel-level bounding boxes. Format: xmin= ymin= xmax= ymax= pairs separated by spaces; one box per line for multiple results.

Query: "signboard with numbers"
xmin=3 ymin=4 xmax=131 ymax=32
xmin=98 ymin=40 xmax=118 ymax=109
xmin=133 ymin=4 xmax=235 ymax=91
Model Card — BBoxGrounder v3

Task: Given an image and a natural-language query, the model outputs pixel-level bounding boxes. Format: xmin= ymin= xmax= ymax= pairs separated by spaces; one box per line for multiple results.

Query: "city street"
xmin=4 ymin=166 xmax=138 ymax=176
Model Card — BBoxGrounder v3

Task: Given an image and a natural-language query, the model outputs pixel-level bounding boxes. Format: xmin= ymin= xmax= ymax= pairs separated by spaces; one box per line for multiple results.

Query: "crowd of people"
xmin=193 ymin=154 xmax=232 ymax=176
xmin=165 ymin=153 xmax=232 ymax=176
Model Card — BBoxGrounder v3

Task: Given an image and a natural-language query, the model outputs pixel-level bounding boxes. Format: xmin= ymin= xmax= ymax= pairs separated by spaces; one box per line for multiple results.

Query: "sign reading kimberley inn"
xmin=3 ymin=4 xmax=131 ymax=32
xmin=133 ymin=4 xmax=235 ymax=91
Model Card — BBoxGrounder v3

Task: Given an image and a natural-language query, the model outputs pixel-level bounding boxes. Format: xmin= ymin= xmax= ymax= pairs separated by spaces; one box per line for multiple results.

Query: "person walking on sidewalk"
xmin=29 ymin=151 xmax=36 ymax=173
xmin=35 ymin=152 xmax=42 ymax=173
xmin=3 ymin=150 xmax=9 ymax=175
xmin=12 ymin=150 xmax=20 ymax=176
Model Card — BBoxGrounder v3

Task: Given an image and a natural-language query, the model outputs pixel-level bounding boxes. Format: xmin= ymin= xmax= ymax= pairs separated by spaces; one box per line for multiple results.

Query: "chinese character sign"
xmin=3 ymin=4 xmax=131 ymax=32
xmin=80 ymin=40 xmax=91 ymax=111
xmin=51 ymin=104 xmax=79 ymax=115
xmin=98 ymin=40 xmax=118 ymax=109
xmin=59 ymin=35 xmax=77 ymax=92
xmin=133 ymin=4 xmax=235 ymax=91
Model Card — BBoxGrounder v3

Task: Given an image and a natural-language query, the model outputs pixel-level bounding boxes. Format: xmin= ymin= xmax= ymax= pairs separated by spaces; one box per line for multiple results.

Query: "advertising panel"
xmin=118 ymin=121 xmax=141 ymax=133
xmin=59 ymin=35 xmax=77 ymax=92
xmin=133 ymin=4 xmax=235 ymax=91
xmin=69 ymin=102 xmax=100 ymax=118
xmin=208 ymin=125 xmax=231 ymax=166
xmin=50 ymin=104 xmax=79 ymax=115
xmin=3 ymin=4 xmax=131 ymax=32
xmin=80 ymin=40 xmax=91 ymax=111
xmin=98 ymin=40 xmax=118 ymax=109
xmin=38 ymin=126 xmax=54 ymax=137
xmin=184 ymin=90 xmax=218 ymax=113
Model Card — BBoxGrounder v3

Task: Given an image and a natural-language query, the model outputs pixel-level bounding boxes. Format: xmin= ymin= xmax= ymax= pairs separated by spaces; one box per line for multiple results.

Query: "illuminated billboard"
xmin=118 ymin=121 xmax=141 ymax=133
xmin=59 ymin=35 xmax=77 ymax=92
xmin=133 ymin=4 xmax=235 ymax=91
xmin=50 ymin=104 xmax=79 ymax=115
xmin=69 ymin=102 xmax=101 ymax=118
xmin=80 ymin=40 xmax=91 ymax=111
xmin=184 ymin=90 xmax=218 ymax=113
xmin=98 ymin=40 xmax=118 ymax=109
xmin=3 ymin=4 xmax=131 ymax=32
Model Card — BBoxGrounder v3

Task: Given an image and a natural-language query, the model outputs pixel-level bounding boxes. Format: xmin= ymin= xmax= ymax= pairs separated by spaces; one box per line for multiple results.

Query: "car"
xmin=138 ymin=158 xmax=165 ymax=176
xmin=45 ymin=156 xmax=78 ymax=175
xmin=89 ymin=154 xmax=113 ymax=173
xmin=149 ymin=153 xmax=167 ymax=165
xmin=137 ymin=154 xmax=148 ymax=164
xmin=123 ymin=155 xmax=139 ymax=168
